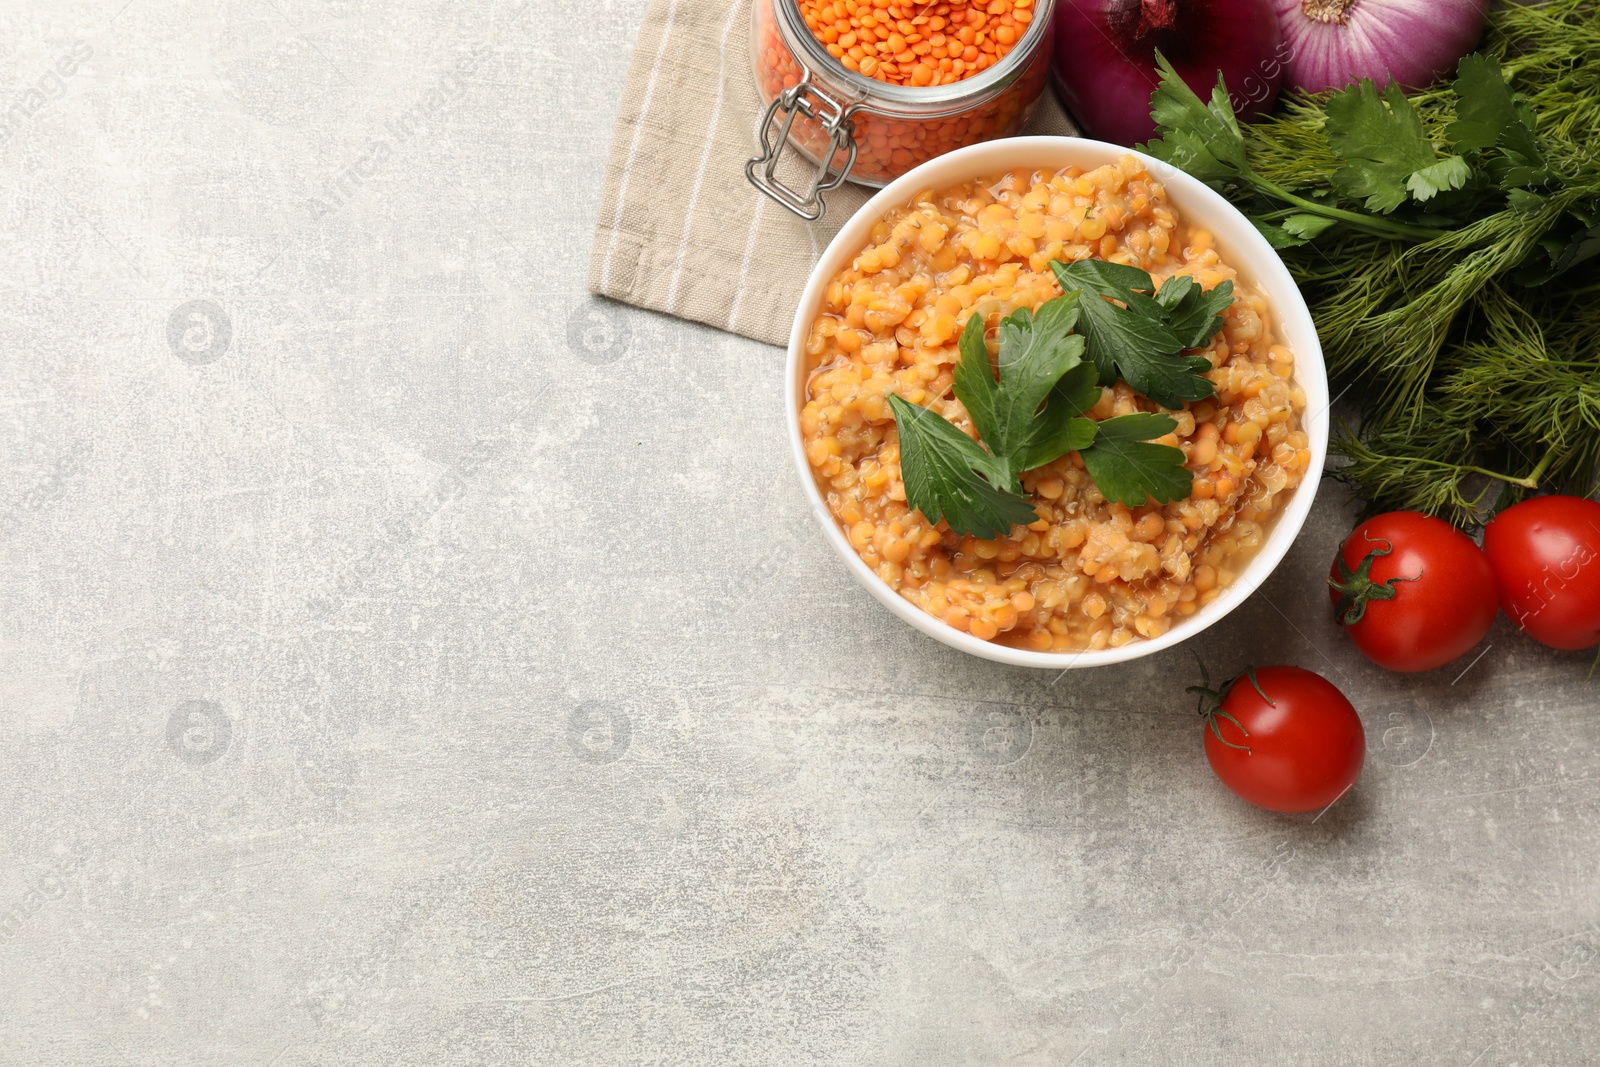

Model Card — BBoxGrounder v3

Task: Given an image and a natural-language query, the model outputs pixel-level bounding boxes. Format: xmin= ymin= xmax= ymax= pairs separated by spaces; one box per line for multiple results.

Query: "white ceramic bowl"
xmin=786 ymin=136 xmax=1329 ymax=669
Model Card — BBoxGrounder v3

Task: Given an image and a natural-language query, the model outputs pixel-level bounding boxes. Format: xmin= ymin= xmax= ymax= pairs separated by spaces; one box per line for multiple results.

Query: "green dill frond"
xmin=1330 ymin=423 xmax=1498 ymax=527
xmin=1146 ymin=0 xmax=1600 ymax=520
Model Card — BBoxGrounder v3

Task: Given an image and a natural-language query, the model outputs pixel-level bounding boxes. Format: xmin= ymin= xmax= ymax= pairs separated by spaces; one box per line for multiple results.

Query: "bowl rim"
xmin=785 ymin=135 xmax=1329 ymax=669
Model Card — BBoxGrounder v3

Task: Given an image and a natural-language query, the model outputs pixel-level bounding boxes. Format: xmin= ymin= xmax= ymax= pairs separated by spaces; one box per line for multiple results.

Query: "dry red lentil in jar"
xmin=802 ymin=0 xmax=1033 ymax=85
xmin=799 ymin=156 xmax=1312 ymax=653
xmin=753 ymin=0 xmax=1052 ymax=187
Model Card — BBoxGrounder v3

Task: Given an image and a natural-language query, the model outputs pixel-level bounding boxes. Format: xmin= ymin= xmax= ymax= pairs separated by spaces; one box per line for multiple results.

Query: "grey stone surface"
xmin=1 ymin=1 xmax=1597 ymax=1064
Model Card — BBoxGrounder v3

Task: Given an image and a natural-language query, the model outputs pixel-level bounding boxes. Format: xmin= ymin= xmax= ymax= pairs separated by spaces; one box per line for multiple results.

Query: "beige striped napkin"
xmin=587 ymin=0 xmax=1078 ymax=347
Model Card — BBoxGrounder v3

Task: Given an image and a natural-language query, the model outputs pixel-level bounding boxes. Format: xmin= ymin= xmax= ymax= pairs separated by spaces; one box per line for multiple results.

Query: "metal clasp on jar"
xmin=745 ymin=70 xmax=858 ymax=221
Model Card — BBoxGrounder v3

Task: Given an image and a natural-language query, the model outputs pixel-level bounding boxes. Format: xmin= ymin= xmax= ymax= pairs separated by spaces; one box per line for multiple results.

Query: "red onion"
xmin=1052 ymin=0 xmax=1286 ymax=147
xmin=1273 ymin=0 xmax=1488 ymax=94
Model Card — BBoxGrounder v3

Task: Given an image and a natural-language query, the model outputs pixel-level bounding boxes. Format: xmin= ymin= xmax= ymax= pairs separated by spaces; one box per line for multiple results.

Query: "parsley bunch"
xmin=888 ymin=261 xmax=1232 ymax=539
xmin=1141 ymin=0 xmax=1600 ymax=524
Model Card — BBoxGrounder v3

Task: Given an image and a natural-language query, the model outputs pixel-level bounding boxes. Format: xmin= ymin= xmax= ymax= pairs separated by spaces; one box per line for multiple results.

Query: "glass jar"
xmin=746 ymin=0 xmax=1056 ymax=220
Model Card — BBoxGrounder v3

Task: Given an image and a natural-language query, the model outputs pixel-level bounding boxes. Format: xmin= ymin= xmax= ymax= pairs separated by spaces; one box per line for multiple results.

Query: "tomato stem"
xmin=1328 ymin=532 xmax=1420 ymax=626
xmin=1186 ymin=655 xmax=1268 ymax=753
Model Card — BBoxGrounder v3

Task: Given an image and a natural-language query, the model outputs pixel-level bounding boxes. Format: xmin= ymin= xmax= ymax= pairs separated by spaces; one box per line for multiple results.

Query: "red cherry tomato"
xmin=1193 ymin=665 xmax=1365 ymax=814
xmin=1327 ymin=511 xmax=1497 ymax=672
xmin=1482 ymin=495 xmax=1600 ymax=651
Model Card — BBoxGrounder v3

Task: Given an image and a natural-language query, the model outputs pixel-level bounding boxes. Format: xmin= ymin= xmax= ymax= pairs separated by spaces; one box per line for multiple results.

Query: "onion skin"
xmin=1274 ymin=0 xmax=1489 ymax=94
xmin=1052 ymin=0 xmax=1286 ymax=147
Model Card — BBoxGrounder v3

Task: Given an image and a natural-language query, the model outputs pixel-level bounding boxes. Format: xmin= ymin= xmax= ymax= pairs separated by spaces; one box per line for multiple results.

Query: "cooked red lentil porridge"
xmin=799 ymin=155 xmax=1312 ymax=652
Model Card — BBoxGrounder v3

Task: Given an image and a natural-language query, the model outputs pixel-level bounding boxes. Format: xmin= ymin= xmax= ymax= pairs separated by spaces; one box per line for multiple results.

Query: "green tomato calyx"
xmin=1186 ymin=654 xmax=1272 ymax=754
xmin=1329 ymin=532 xmax=1420 ymax=626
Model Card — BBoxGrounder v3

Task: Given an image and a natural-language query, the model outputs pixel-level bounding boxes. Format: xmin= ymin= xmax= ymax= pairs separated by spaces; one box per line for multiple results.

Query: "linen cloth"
xmin=587 ymin=0 xmax=1079 ymax=346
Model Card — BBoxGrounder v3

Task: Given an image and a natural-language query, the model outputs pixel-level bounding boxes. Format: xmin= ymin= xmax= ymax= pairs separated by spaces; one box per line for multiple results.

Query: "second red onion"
xmin=1273 ymin=0 xmax=1489 ymax=95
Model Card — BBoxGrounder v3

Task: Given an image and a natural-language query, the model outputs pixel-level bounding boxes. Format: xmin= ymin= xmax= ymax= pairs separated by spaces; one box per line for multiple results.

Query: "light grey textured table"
xmin=2 ymin=2 xmax=1597 ymax=1064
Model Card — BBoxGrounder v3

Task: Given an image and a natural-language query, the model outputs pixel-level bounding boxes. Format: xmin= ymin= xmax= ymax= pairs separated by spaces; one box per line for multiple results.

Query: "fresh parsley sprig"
xmin=888 ymin=263 xmax=1230 ymax=539
xmin=1139 ymin=53 xmax=1454 ymax=245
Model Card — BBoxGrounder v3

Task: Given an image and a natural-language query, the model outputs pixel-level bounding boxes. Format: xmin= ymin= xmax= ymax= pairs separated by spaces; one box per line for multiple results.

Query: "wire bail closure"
xmin=745 ymin=71 xmax=858 ymax=221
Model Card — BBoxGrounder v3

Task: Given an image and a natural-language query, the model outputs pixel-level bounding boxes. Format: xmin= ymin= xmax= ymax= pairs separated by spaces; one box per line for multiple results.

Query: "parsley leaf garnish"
xmin=1153 ymin=272 xmax=1237 ymax=349
xmin=1080 ymin=413 xmax=1192 ymax=509
xmin=1325 ymin=80 xmax=1471 ymax=212
xmin=887 ymin=262 xmax=1212 ymax=539
xmin=1010 ymin=363 xmax=1101 ymax=475
xmin=887 ymin=393 xmax=1040 ymax=540
xmin=1050 ymin=259 xmax=1220 ymax=409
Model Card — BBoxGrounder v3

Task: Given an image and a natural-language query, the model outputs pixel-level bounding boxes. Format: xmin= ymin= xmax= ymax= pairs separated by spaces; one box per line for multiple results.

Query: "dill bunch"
xmin=1143 ymin=0 xmax=1600 ymax=525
